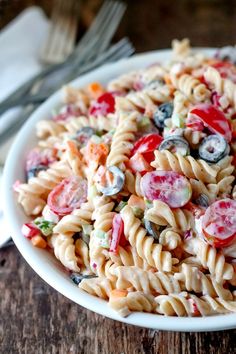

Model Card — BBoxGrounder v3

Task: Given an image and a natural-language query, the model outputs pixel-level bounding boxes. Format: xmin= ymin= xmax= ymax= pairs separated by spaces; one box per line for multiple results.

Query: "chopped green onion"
xmin=94 ymin=229 xmax=110 ymax=248
xmin=172 ymin=113 xmax=185 ymax=128
xmin=115 ymin=201 xmax=128 ymax=212
xmin=137 ymin=116 xmax=150 ymax=129
xmin=82 ymin=224 xmax=93 ymax=236
xmin=88 ymin=185 xmax=98 ymax=200
xmin=81 ymin=233 xmax=90 ymax=246
xmin=34 ymin=217 xmax=55 ymax=236
xmin=145 ymin=199 xmax=153 ymax=209
xmin=109 ymin=129 xmax=115 ymax=135
xmin=131 ymin=206 xmax=144 ymax=219
xmin=90 ymin=135 xmax=103 ymax=144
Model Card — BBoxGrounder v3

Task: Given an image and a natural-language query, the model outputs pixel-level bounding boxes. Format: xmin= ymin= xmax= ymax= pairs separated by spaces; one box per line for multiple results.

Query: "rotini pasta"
xmin=109 ymin=290 xmax=156 ymax=317
xmin=106 ymin=110 xmax=138 ymax=169
xmin=17 ymin=40 xmax=236 ymax=319
xmin=53 ymin=201 xmax=93 ymax=235
xmin=113 ymin=266 xmax=182 ymax=295
xmin=155 ymin=292 xmax=236 ymax=316
xmin=174 ymin=263 xmax=232 ymax=300
xmin=145 ymin=200 xmax=193 ymax=231
xmin=170 ymin=73 xmax=210 ymax=102
xmin=50 ymin=233 xmax=80 ymax=272
xmin=184 ymin=238 xmax=233 ymax=282
xmin=17 ymin=161 xmax=72 ymax=215
xmin=121 ymin=205 xmax=177 ymax=272
xmin=151 ymin=150 xmax=219 ymax=183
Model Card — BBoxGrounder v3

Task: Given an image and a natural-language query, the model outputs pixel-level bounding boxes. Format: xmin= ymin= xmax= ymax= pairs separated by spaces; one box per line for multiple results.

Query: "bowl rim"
xmin=3 ymin=48 xmax=236 ymax=332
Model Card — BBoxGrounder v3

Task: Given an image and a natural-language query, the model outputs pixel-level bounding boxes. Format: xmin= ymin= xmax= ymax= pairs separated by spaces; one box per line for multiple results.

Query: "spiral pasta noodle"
xmin=121 ymin=206 xmax=177 ymax=272
xmin=159 ymin=228 xmax=182 ymax=250
xmin=184 ymin=238 xmax=233 ymax=282
xmin=145 ymin=200 xmax=193 ymax=231
xmin=50 ymin=233 xmax=80 ymax=272
xmin=53 ymin=202 xmax=93 ymax=236
xmin=89 ymin=196 xmax=116 ymax=272
xmin=79 ymin=276 xmax=115 ymax=299
xmin=151 ymin=150 xmax=219 ymax=183
xmin=155 ymin=292 xmax=236 ymax=316
xmin=170 ymin=73 xmax=210 ymax=102
xmin=109 ymin=245 xmax=152 ymax=270
xmin=204 ymin=66 xmax=236 ymax=109
xmin=106 ymin=111 xmax=138 ymax=169
xmin=124 ymin=170 xmax=143 ymax=196
xmin=64 ymin=114 xmax=116 ymax=134
xmin=75 ymin=238 xmax=91 ymax=273
xmin=174 ymin=263 xmax=232 ymax=300
xmin=107 ymin=70 xmax=139 ymax=92
xmin=109 ymin=291 xmax=156 ymax=317
xmin=113 ymin=266 xmax=182 ymax=295
xmin=36 ymin=120 xmax=66 ymax=139
xmin=17 ymin=161 xmax=72 ymax=215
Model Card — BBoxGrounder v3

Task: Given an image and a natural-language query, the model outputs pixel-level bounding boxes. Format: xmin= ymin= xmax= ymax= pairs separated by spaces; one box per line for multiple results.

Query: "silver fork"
xmin=0 ymin=1 xmax=126 ymax=116
xmin=40 ymin=0 xmax=80 ymax=64
xmin=0 ymin=38 xmax=134 ymax=148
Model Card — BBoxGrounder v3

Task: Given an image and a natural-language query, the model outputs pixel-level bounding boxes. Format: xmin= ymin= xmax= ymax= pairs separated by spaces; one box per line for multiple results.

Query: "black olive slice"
xmin=70 ymin=273 xmax=97 ymax=285
xmin=198 ymin=134 xmax=229 ymax=163
xmin=195 ymin=194 xmax=209 ymax=208
xmin=153 ymin=102 xmax=173 ymax=129
xmin=144 ymin=219 xmax=159 ymax=241
xmin=97 ymin=166 xmax=125 ymax=196
xmin=27 ymin=165 xmax=47 ymax=181
xmin=159 ymin=136 xmax=190 ymax=156
xmin=76 ymin=127 xmax=95 ymax=146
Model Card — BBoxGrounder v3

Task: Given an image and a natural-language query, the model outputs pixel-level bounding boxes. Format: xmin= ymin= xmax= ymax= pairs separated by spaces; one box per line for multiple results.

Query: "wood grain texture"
xmin=1 ymin=0 xmax=236 ymax=353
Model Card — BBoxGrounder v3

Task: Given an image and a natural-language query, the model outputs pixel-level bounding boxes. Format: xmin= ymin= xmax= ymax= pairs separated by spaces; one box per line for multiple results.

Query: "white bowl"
xmin=3 ymin=48 xmax=236 ymax=331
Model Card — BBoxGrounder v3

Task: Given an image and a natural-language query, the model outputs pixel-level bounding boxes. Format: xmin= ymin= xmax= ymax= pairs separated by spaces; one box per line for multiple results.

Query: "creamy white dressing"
xmin=194 ymin=216 xmax=205 ymax=241
xmin=42 ymin=205 xmax=59 ymax=223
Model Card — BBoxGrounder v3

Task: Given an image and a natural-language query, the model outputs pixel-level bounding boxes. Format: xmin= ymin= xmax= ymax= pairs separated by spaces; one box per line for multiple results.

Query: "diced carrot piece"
xmin=87 ymin=82 xmax=105 ymax=99
xmin=67 ymin=141 xmax=82 ymax=159
xmin=128 ymin=195 xmax=145 ymax=210
xmin=86 ymin=141 xmax=109 ymax=165
xmin=31 ymin=235 xmax=47 ymax=249
xmin=149 ymin=268 xmax=157 ymax=273
xmin=164 ymin=74 xmax=172 ymax=85
xmin=110 ymin=289 xmax=128 ymax=298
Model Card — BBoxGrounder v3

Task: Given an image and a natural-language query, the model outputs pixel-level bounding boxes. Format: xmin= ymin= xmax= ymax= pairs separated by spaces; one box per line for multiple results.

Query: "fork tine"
xmin=69 ymin=1 xmax=126 ymax=65
xmin=90 ymin=3 xmax=126 ymax=54
xmin=75 ymin=1 xmax=126 ymax=53
xmin=63 ymin=0 xmax=80 ymax=57
xmin=0 ymin=1 xmax=127 ymax=116
xmin=78 ymin=1 xmax=118 ymax=46
xmin=41 ymin=0 xmax=80 ymax=64
xmin=73 ymin=2 xmax=126 ymax=63
xmin=76 ymin=38 xmax=134 ymax=75
xmin=94 ymin=5 xmax=127 ymax=54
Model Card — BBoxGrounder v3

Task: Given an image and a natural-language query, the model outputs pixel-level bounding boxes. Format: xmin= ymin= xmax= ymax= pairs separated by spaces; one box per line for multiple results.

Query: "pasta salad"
xmin=15 ymin=39 xmax=236 ymax=317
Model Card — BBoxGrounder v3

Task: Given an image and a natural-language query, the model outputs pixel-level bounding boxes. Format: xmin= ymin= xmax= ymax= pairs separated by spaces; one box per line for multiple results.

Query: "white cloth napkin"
xmin=0 ymin=6 xmax=49 ymax=245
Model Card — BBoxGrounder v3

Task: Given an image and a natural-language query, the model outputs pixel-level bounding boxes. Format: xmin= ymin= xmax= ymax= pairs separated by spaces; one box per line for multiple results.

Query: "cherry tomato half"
xmin=141 ymin=171 xmax=192 ymax=208
xmin=26 ymin=148 xmax=57 ymax=171
xmin=89 ymin=92 xmax=116 ymax=117
xmin=128 ymin=153 xmax=153 ymax=174
xmin=131 ymin=133 xmax=163 ymax=163
xmin=48 ymin=176 xmax=87 ymax=215
xmin=202 ymin=199 xmax=236 ymax=248
xmin=110 ymin=214 xmax=127 ymax=253
xmin=184 ymin=202 xmax=205 ymax=219
xmin=190 ymin=104 xmax=232 ymax=142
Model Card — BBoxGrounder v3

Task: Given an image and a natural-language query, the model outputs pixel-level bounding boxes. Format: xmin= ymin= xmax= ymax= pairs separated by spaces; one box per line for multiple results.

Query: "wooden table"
xmin=1 ymin=1 xmax=236 ymax=353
